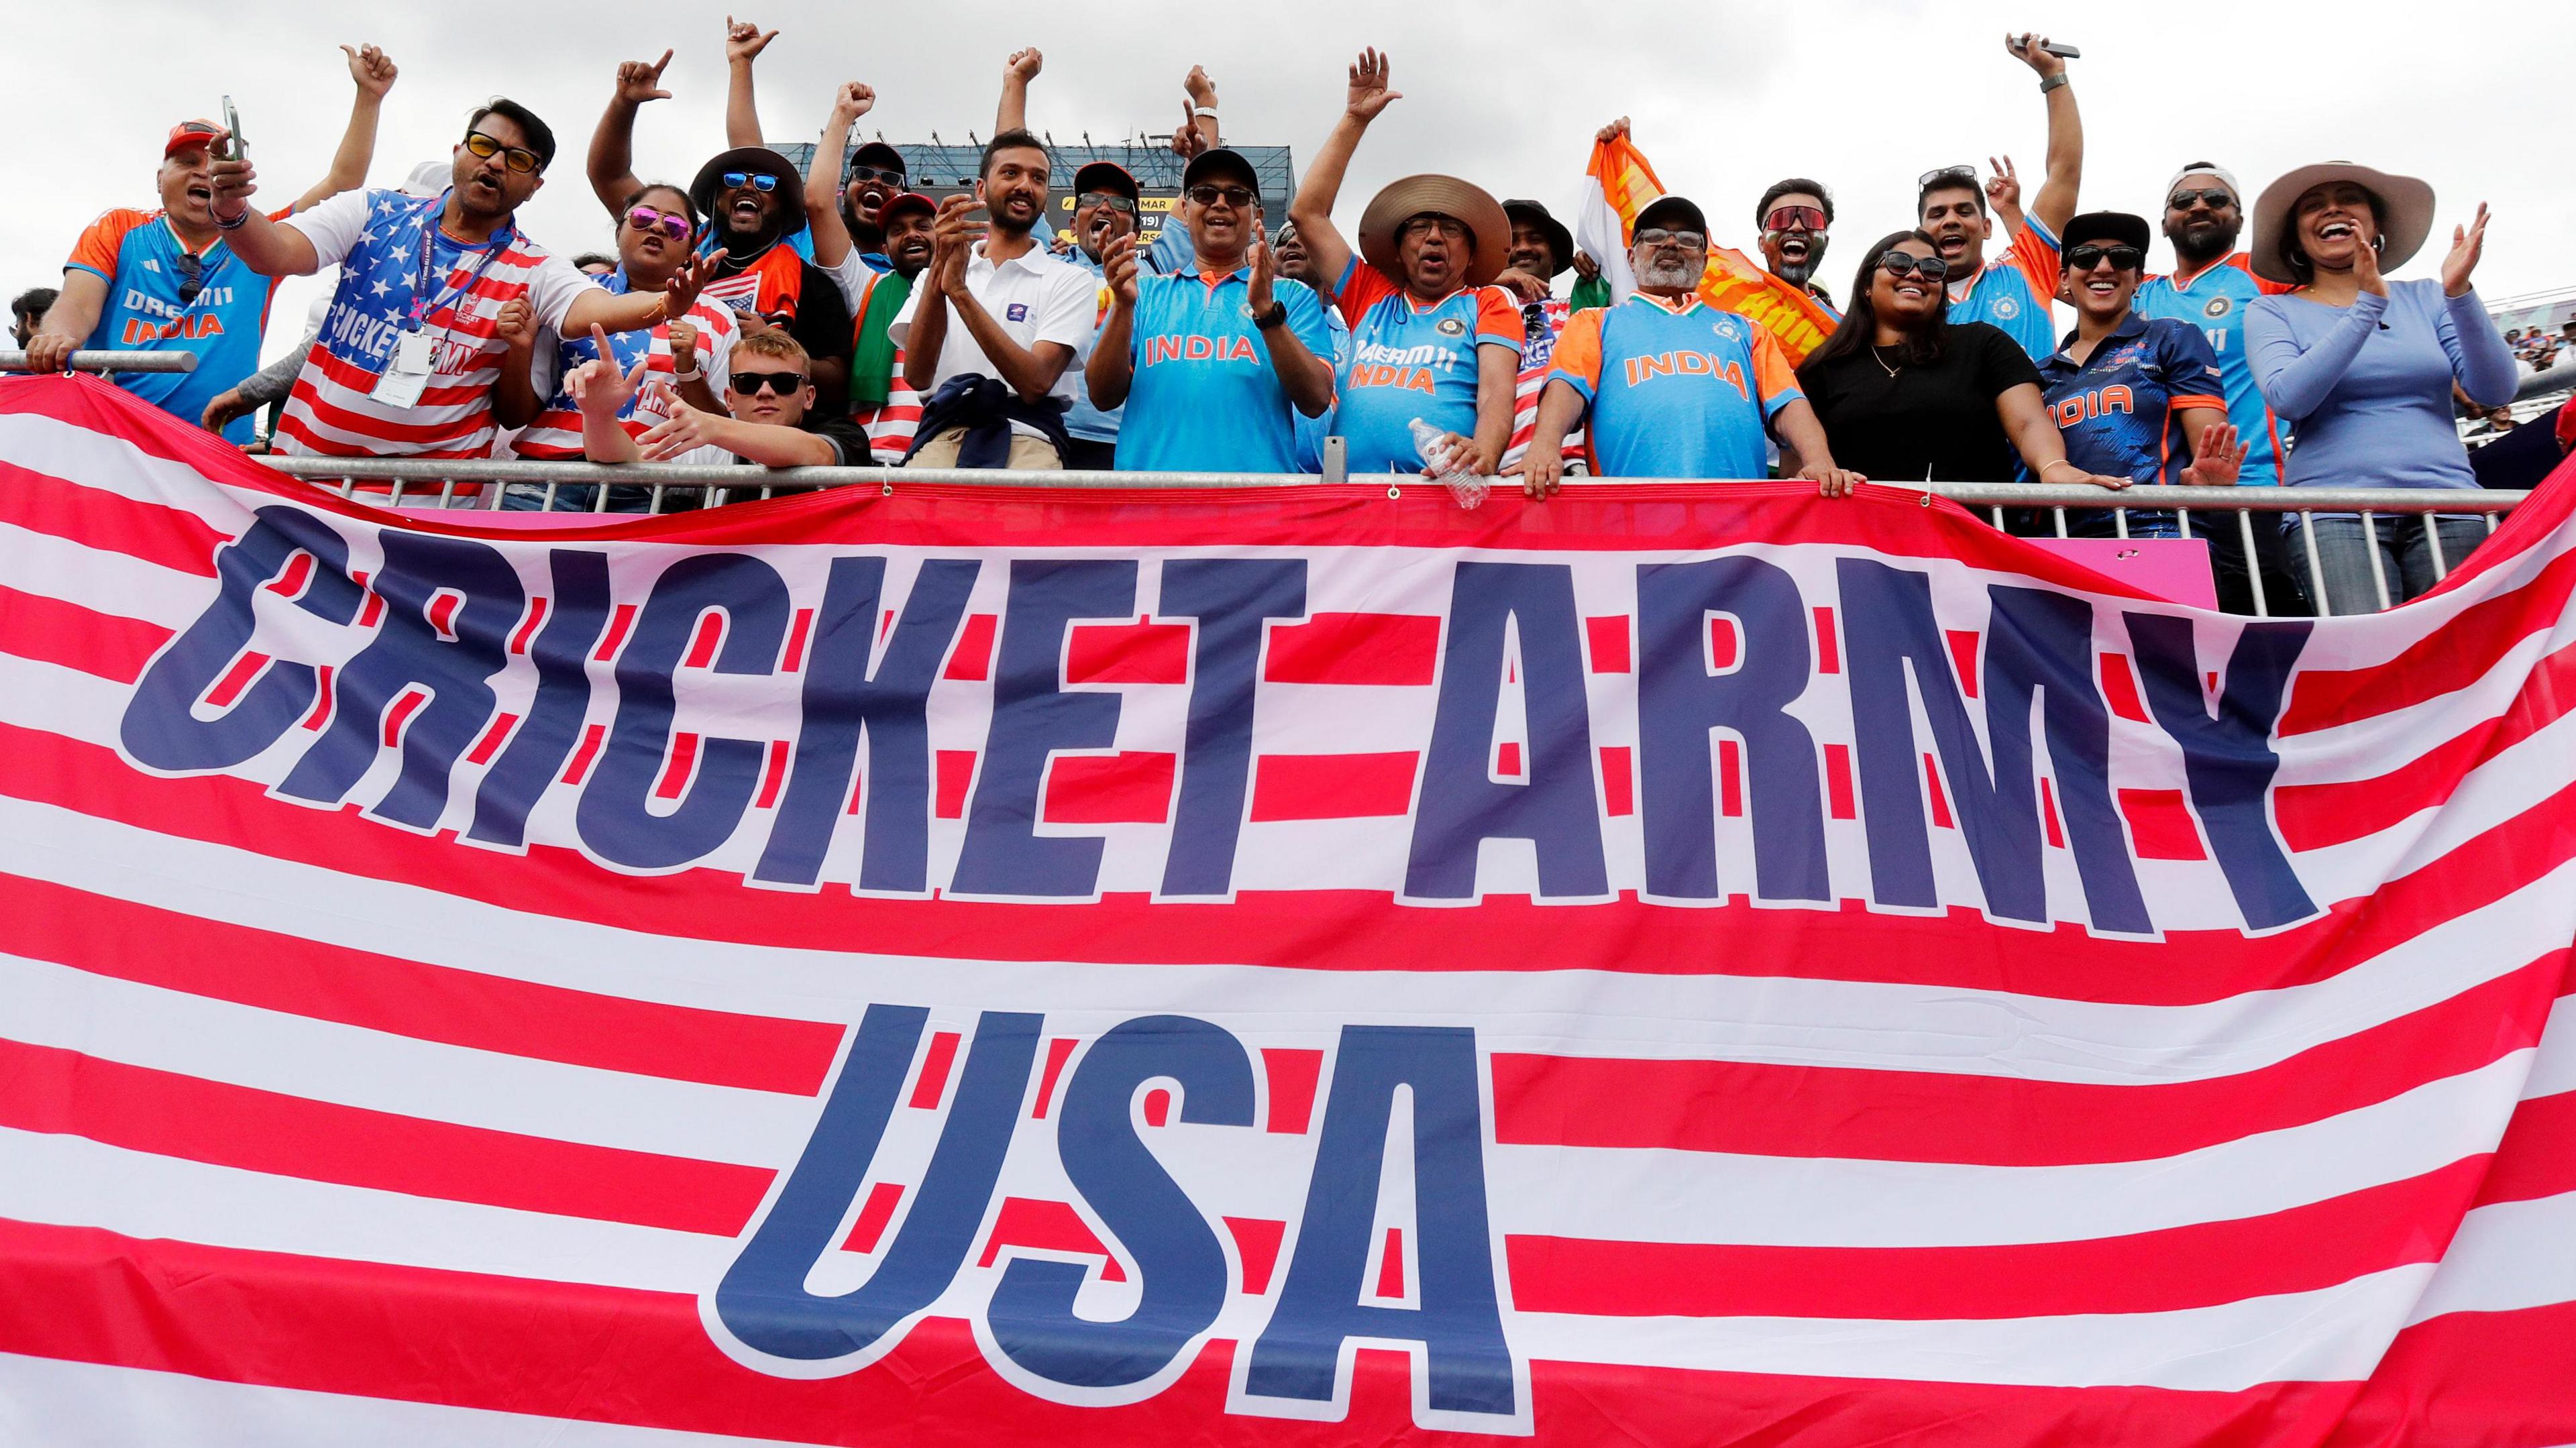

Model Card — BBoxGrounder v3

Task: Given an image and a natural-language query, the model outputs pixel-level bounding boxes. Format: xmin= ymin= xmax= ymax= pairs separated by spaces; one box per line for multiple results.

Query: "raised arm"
xmin=1287 ymin=49 xmax=1403 ymax=298
xmin=588 ymin=51 xmax=673 ymax=218
xmin=724 ymin=17 xmax=778 ymax=150
xmin=204 ymin=158 xmax=323 ymax=276
xmin=2005 ymin=32 xmax=2081 ymax=236
xmin=807 ymin=82 xmax=874 ymax=269
xmin=568 ymin=342 xmax=647 ymax=463
xmin=288 ymin=44 xmax=398 ymax=214
xmin=2436 ymin=205 xmax=2517 ymax=407
xmin=1085 ymin=235 xmax=1142 ymax=412
xmin=564 ymin=251 xmax=722 ymax=340
xmin=996 ymin=48 xmax=1041 ymax=133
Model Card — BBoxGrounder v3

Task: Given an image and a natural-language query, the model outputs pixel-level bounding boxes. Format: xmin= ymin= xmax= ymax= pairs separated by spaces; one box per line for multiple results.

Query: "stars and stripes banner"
xmin=2 ymin=374 xmax=2574 ymax=1446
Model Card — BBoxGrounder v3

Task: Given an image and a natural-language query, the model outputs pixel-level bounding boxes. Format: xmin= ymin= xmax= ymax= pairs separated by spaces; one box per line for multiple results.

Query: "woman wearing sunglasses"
xmin=500 ymin=182 xmax=741 ymax=506
xmin=1797 ymin=230 xmax=2127 ymax=494
xmin=2035 ymin=211 xmax=2246 ymax=539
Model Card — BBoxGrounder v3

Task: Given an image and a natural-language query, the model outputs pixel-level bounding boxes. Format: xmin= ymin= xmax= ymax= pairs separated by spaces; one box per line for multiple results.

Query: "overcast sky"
xmin=9 ymin=0 xmax=2573 ymax=366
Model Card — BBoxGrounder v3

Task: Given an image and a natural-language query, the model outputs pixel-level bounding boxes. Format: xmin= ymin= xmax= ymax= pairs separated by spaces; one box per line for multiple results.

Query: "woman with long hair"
xmin=1798 ymin=229 xmax=2125 ymax=492
xmin=2244 ymin=163 xmax=2512 ymax=612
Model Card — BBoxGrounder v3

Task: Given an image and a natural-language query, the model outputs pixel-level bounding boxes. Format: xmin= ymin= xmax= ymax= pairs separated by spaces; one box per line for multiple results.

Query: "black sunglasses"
xmin=721 ymin=171 xmax=780 ymax=193
xmin=730 ymin=370 xmax=808 ymax=396
xmin=2065 ymin=243 xmax=2145 ymax=272
xmin=1878 ymin=252 xmax=1951 ymax=280
xmin=1187 ymin=183 xmax=1256 ymax=208
xmin=1917 ymin=164 xmax=1980 ymax=190
xmin=2167 ymin=188 xmax=2237 ymax=212
xmin=1079 ymin=190 xmax=1140 ymax=214
xmin=463 ymin=131 xmax=543 ymax=175
xmin=846 ymin=164 xmax=906 ymax=185
xmin=172 ymin=250 xmax=205 ymax=305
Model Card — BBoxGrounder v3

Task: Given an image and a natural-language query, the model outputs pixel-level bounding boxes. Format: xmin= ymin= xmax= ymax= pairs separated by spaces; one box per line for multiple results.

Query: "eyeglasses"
xmin=1187 ymin=184 xmax=1256 ymax=208
xmin=721 ymin=171 xmax=780 ymax=194
xmin=730 ymin=370 xmax=808 ymax=396
xmin=624 ymin=205 xmax=692 ymax=240
xmin=1079 ymin=190 xmax=1140 ymax=214
xmin=463 ymin=131 xmax=543 ymax=175
xmin=846 ymin=164 xmax=906 ymax=185
xmin=1401 ymin=217 xmax=1467 ymax=240
xmin=1635 ymin=227 xmax=1706 ymax=249
xmin=2167 ymin=188 xmax=2237 ymax=212
xmin=2065 ymin=243 xmax=2144 ymax=272
xmin=1763 ymin=205 xmax=1827 ymax=233
xmin=1878 ymin=252 xmax=1951 ymax=280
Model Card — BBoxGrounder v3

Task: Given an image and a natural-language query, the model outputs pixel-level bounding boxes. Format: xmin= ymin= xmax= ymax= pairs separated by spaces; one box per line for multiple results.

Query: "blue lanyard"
xmin=405 ymin=194 xmax=513 ymax=333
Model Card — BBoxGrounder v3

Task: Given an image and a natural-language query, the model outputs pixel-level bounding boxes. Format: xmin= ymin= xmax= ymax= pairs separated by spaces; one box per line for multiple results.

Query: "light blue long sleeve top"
xmin=2245 ymin=279 xmax=2516 ymax=490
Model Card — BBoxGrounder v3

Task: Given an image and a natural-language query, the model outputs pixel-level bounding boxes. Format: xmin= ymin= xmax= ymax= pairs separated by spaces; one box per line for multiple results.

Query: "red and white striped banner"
xmin=2 ymin=374 xmax=2573 ymax=1446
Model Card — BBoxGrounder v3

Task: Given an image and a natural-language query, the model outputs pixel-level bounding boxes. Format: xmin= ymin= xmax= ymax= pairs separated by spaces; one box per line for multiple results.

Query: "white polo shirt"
xmin=891 ymin=236 xmax=1095 ymax=437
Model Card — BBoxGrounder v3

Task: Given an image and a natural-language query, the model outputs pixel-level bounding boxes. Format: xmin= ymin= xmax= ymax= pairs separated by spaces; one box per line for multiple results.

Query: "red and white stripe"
xmin=513 ymin=300 xmax=741 ymax=461
xmin=5 ymin=376 xmax=2576 ymax=1445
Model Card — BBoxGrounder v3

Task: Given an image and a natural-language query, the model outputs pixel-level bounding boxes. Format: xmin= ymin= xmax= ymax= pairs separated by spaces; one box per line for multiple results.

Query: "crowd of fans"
xmin=9 ymin=24 xmax=2574 ymax=617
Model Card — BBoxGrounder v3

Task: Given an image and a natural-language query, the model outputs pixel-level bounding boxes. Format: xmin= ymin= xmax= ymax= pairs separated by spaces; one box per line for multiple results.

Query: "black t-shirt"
xmin=729 ymin=412 xmax=875 ymax=467
xmin=1799 ymin=322 xmax=2041 ymax=484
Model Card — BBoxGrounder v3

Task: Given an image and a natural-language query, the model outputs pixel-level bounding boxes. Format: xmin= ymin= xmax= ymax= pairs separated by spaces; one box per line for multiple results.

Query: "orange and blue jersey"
xmin=2039 ymin=312 xmax=2228 ymax=537
xmin=2135 ymin=253 xmax=2294 ymax=486
xmin=1546 ymin=293 xmax=1801 ymax=480
xmin=1115 ymin=269 xmax=1334 ymax=473
xmin=1333 ymin=258 xmax=1519 ymax=473
xmin=63 ymin=207 xmax=283 ymax=444
xmin=1948 ymin=215 xmax=2061 ymax=363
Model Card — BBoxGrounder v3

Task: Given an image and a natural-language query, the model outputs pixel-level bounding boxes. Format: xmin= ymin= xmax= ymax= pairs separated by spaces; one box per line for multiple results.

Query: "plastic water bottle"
xmin=1409 ymin=417 xmax=1489 ymax=510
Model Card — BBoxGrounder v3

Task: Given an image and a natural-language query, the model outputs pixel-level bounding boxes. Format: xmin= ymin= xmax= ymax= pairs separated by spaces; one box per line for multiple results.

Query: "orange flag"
xmin=1578 ymin=135 xmax=1842 ymax=366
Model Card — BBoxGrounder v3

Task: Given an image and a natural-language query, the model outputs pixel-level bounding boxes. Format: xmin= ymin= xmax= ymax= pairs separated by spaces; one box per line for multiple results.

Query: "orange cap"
xmin=166 ymin=119 xmax=225 ymax=157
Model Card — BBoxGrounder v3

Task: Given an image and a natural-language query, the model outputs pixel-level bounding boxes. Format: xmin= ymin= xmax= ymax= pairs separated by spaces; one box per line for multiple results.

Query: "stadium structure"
xmin=768 ymin=134 xmax=1298 ymax=250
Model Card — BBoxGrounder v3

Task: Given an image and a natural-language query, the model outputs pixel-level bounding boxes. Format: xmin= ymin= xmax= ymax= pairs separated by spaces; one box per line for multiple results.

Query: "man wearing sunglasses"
xmin=688 ymin=146 xmax=853 ymax=405
xmin=1914 ymin=34 xmax=2088 ymax=364
xmin=25 ymin=43 xmax=398 ymax=445
xmin=1087 ymin=148 xmax=1335 ymax=471
xmin=211 ymin=99 xmax=717 ymax=461
xmin=1514 ymin=195 xmax=1861 ymax=498
xmin=1752 ymin=178 xmax=1837 ymax=311
xmin=2038 ymin=211 xmax=2244 ymax=542
xmin=2130 ymin=164 xmax=2310 ymax=611
xmin=1288 ymin=48 xmax=1520 ymax=476
xmin=572 ymin=329 xmax=871 ymax=471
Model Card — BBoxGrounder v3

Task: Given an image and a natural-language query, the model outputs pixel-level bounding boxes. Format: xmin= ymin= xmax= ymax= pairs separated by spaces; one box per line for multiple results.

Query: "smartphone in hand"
xmin=219 ymin=95 xmax=245 ymax=161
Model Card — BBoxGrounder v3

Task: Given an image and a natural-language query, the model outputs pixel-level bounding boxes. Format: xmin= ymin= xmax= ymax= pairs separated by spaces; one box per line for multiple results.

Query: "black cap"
xmin=2061 ymin=210 xmax=2153 ymax=256
xmin=1182 ymin=148 xmax=1261 ymax=194
xmin=847 ymin=141 xmax=907 ymax=177
xmin=1500 ymin=198 xmax=1574 ymax=277
xmin=1072 ymin=160 xmax=1140 ymax=199
xmin=1633 ymin=194 xmax=1707 ymax=237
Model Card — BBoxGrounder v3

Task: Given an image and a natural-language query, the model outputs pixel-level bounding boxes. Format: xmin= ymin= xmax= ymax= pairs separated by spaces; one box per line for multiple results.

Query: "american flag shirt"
xmin=1503 ymin=294 xmax=1588 ymax=472
xmin=274 ymin=188 xmax=596 ymax=459
xmin=512 ymin=270 xmax=739 ymax=461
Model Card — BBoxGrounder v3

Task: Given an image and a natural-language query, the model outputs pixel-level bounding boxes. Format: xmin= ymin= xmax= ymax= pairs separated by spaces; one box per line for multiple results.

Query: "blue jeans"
xmin=499 ymin=482 xmax=661 ymax=514
xmin=2292 ymin=512 xmax=2490 ymax=614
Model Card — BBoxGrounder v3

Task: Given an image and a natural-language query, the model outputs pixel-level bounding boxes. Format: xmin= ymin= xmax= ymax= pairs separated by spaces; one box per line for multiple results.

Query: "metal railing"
xmin=0 ymin=350 xmax=196 ymax=374
xmin=254 ymin=457 xmax=2534 ymax=621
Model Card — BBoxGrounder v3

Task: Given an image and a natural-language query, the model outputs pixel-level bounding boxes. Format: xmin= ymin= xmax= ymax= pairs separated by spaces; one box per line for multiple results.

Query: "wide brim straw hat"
xmin=2248 ymin=161 xmax=2435 ymax=284
xmin=1358 ymin=174 xmax=1511 ymax=288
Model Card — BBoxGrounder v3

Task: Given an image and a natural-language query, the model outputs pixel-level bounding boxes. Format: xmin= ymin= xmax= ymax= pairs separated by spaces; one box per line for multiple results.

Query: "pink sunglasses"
xmin=624 ymin=205 xmax=692 ymax=240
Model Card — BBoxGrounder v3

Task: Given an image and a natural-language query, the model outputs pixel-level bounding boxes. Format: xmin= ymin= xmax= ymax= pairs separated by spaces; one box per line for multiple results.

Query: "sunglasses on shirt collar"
xmin=731 ymin=370 xmax=808 ymax=396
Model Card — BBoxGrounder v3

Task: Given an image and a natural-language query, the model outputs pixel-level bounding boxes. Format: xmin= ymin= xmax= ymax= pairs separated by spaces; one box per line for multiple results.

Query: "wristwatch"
xmin=1253 ymin=300 xmax=1288 ymax=330
xmin=2039 ymin=72 xmax=2069 ymax=94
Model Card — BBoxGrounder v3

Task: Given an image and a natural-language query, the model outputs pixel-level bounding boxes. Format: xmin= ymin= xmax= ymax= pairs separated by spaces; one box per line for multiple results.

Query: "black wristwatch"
xmin=1253 ymin=300 xmax=1289 ymax=330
